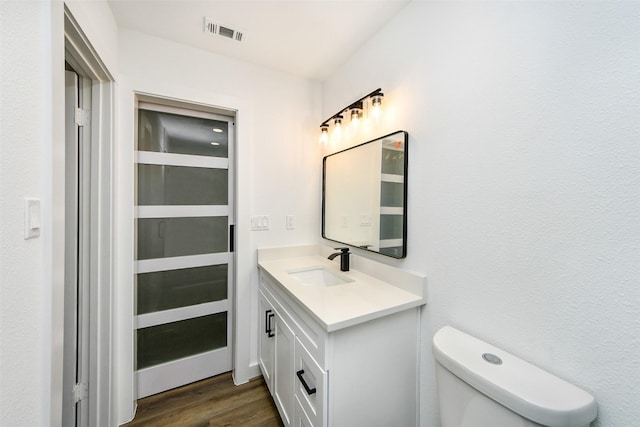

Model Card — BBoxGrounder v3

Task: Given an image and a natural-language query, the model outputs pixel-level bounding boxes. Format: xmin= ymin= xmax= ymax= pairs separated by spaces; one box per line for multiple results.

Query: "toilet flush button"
xmin=482 ymin=353 xmax=502 ymax=365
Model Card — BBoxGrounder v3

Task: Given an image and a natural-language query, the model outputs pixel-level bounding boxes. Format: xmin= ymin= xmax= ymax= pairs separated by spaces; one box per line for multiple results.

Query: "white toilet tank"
xmin=432 ymin=326 xmax=597 ymax=427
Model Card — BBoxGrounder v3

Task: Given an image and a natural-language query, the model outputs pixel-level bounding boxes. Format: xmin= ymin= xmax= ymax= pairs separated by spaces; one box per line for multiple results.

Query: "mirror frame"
xmin=322 ymin=130 xmax=408 ymax=259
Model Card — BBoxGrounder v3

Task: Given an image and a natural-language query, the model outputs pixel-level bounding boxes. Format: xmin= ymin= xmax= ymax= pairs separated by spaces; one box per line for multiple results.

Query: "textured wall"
xmin=0 ymin=2 xmax=49 ymax=425
xmin=0 ymin=2 xmax=117 ymax=426
xmin=322 ymin=2 xmax=640 ymax=425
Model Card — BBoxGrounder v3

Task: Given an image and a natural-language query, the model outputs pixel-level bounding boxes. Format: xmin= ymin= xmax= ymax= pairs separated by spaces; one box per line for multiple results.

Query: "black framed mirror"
xmin=322 ymin=130 xmax=408 ymax=258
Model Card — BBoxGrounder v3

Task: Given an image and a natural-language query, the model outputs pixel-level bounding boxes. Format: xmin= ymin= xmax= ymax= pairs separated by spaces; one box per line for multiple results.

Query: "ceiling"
xmin=108 ymin=0 xmax=410 ymax=81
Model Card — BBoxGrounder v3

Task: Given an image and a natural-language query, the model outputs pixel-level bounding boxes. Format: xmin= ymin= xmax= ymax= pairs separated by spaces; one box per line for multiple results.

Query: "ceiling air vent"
xmin=203 ymin=17 xmax=245 ymax=42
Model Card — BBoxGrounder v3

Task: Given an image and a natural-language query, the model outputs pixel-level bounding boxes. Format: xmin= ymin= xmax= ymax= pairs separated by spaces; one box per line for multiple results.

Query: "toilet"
xmin=432 ymin=326 xmax=597 ymax=427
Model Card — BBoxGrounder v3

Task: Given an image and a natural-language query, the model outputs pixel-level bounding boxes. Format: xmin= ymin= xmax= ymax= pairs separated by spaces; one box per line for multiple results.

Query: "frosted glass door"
xmin=135 ymin=103 xmax=234 ymax=398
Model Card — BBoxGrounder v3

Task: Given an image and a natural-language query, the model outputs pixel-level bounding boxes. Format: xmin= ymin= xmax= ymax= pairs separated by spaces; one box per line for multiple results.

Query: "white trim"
xmin=57 ymin=7 xmax=116 ymax=427
xmin=380 ymin=207 xmax=404 ymax=215
xmin=232 ymin=105 xmax=253 ymax=385
xmin=50 ymin=6 xmax=66 ymax=426
xmin=136 ymin=151 xmax=228 ymax=169
xmin=135 ymin=253 xmax=230 ymax=274
xmin=136 ymin=205 xmax=228 ymax=218
xmin=234 ymin=363 xmax=262 ymax=384
xmin=136 ymin=300 xmax=231 ymax=329
xmin=381 ymin=173 xmax=404 ymax=183
xmin=136 ymin=348 xmax=232 ymax=399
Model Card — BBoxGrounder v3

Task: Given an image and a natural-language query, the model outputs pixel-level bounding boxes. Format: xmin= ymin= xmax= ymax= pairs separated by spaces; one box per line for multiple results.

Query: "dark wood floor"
xmin=122 ymin=372 xmax=283 ymax=427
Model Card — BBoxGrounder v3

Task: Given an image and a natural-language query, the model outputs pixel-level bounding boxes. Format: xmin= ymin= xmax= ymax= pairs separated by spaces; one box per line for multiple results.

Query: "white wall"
xmin=0 ymin=3 xmax=51 ymax=425
xmin=116 ymin=29 xmax=321 ymax=423
xmin=322 ymin=2 xmax=640 ymax=426
xmin=66 ymin=0 xmax=118 ymax=74
xmin=0 ymin=1 xmax=117 ymax=426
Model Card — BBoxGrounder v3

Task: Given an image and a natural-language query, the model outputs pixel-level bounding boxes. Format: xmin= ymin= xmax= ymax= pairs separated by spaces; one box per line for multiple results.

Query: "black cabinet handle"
xmin=265 ymin=310 xmax=275 ymax=338
xmin=264 ymin=310 xmax=271 ymax=334
xmin=296 ymin=369 xmax=316 ymax=395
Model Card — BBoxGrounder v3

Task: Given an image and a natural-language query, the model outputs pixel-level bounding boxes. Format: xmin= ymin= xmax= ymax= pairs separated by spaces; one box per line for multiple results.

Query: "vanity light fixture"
xmin=318 ymin=88 xmax=384 ymax=142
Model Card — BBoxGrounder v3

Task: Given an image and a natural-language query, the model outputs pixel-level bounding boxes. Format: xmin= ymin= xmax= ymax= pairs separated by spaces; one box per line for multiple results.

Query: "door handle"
xmin=296 ymin=370 xmax=317 ymax=395
xmin=265 ymin=310 xmax=275 ymax=337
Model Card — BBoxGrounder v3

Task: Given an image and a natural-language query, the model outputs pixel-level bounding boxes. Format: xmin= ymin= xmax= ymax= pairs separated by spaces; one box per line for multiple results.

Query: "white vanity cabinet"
xmin=258 ymin=269 xmax=421 ymax=427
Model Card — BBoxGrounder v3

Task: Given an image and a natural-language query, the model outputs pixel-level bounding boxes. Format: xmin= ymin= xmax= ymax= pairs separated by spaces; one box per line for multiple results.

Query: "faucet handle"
xmin=334 ymin=247 xmax=350 ymax=253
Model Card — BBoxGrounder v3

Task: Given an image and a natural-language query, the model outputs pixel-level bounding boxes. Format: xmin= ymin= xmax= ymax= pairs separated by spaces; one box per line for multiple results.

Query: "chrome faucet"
xmin=328 ymin=247 xmax=351 ymax=272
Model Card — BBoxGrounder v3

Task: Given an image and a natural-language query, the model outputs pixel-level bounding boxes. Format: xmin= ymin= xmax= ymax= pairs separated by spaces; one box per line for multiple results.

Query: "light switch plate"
xmin=360 ymin=214 xmax=371 ymax=226
xmin=24 ymin=198 xmax=41 ymax=239
xmin=286 ymin=215 xmax=295 ymax=230
xmin=251 ymin=215 xmax=269 ymax=231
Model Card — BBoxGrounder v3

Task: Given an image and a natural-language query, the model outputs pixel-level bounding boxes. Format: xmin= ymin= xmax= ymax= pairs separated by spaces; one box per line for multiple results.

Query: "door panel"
xmin=259 ymin=291 xmax=276 ymax=392
xmin=137 ymin=164 xmax=228 ymax=205
xmin=137 ymin=264 xmax=228 ymax=314
xmin=136 ymin=216 xmax=228 ymax=259
xmin=135 ymin=102 xmax=234 ymax=398
xmin=274 ymin=314 xmax=295 ymax=427
xmin=137 ymin=108 xmax=229 ymax=157
xmin=136 ymin=312 xmax=228 ymax=369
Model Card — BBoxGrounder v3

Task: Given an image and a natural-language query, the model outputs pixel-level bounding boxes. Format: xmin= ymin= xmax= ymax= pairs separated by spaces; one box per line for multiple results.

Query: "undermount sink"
xmin=287 ymin=266 xmax=353 ymax=287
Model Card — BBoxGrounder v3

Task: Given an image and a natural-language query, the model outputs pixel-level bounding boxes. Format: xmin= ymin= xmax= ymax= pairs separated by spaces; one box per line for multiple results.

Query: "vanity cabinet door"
xmin=274 ymin=311 xmax=296 ymax=427
xmin=258 ymin=291 xmax=275 ymax=393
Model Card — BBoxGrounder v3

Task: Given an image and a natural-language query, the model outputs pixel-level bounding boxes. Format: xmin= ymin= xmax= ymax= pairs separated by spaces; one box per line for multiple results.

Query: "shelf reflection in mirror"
xmin=322 ymin=130 xmax=408 ymax=258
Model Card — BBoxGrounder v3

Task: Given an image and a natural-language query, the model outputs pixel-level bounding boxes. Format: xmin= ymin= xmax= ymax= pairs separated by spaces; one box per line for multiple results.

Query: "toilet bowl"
xmin=432 ymin=326 xmax=597 ymax=427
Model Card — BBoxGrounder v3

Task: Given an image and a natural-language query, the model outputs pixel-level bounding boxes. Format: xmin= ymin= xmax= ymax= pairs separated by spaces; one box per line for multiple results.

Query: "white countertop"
xmin=258 ymin=246 xmax=427 ymax=332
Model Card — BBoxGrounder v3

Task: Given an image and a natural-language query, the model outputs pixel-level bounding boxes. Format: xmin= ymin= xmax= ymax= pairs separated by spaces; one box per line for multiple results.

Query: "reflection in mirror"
xmin=323 ymin=131 xmax=408 ymax=258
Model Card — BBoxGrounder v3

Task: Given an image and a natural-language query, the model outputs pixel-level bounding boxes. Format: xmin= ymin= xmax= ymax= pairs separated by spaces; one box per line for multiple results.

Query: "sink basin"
xmin=287 ymin=266 xmax=352 ymax=287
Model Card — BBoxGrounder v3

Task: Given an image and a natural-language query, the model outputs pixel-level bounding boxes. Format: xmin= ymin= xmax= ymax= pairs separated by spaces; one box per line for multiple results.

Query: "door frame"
xmin=115 ymin=83 xmax=255 ymax=423
xmin=59 ymin=7 xmax=115 ymax=427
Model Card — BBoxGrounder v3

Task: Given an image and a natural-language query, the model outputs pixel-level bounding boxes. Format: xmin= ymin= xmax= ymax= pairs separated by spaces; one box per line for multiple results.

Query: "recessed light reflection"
xmin=210 ymin=142 xmax=220 ymax=146
xmin=212 ymin=128 xmax=223 ymax=133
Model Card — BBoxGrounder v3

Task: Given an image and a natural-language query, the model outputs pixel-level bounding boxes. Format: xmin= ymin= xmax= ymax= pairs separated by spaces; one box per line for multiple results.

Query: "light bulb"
xmin=331 ymin=116 xmax=342 ymax=141
xmin=334 ymin=115 xmax=342 ymax=129
xmin=319 ymin=125 xmax=329 ymax=144
xmin=370 ymin=93 xmax=383 ymax=122
xmin=350 ymin=108 xmax=362 ymax=128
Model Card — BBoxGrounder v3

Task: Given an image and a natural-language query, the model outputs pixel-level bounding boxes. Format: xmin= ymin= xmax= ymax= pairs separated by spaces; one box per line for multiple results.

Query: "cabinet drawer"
xmin=294 ymin=396 xmax=316 ymax=427
xmin=294 ymin=338 xmax=327 ymax=427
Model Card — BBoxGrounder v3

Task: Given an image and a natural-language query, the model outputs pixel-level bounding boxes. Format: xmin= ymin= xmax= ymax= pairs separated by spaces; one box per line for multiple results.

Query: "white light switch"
xmin=24 ymin=198 xmax=41 ymax=239
xmin=251 ymin=215 xmax=270 ymax=231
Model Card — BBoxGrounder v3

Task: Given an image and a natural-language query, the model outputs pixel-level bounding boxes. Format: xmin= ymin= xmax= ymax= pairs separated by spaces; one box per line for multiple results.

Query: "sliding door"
xmin=135 ymin=102 xmax=234 ymax=397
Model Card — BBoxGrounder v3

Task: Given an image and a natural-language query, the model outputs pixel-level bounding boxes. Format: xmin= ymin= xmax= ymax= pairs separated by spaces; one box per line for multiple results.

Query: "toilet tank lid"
xmin=432 ymin=326 xmax=597 ymax=427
